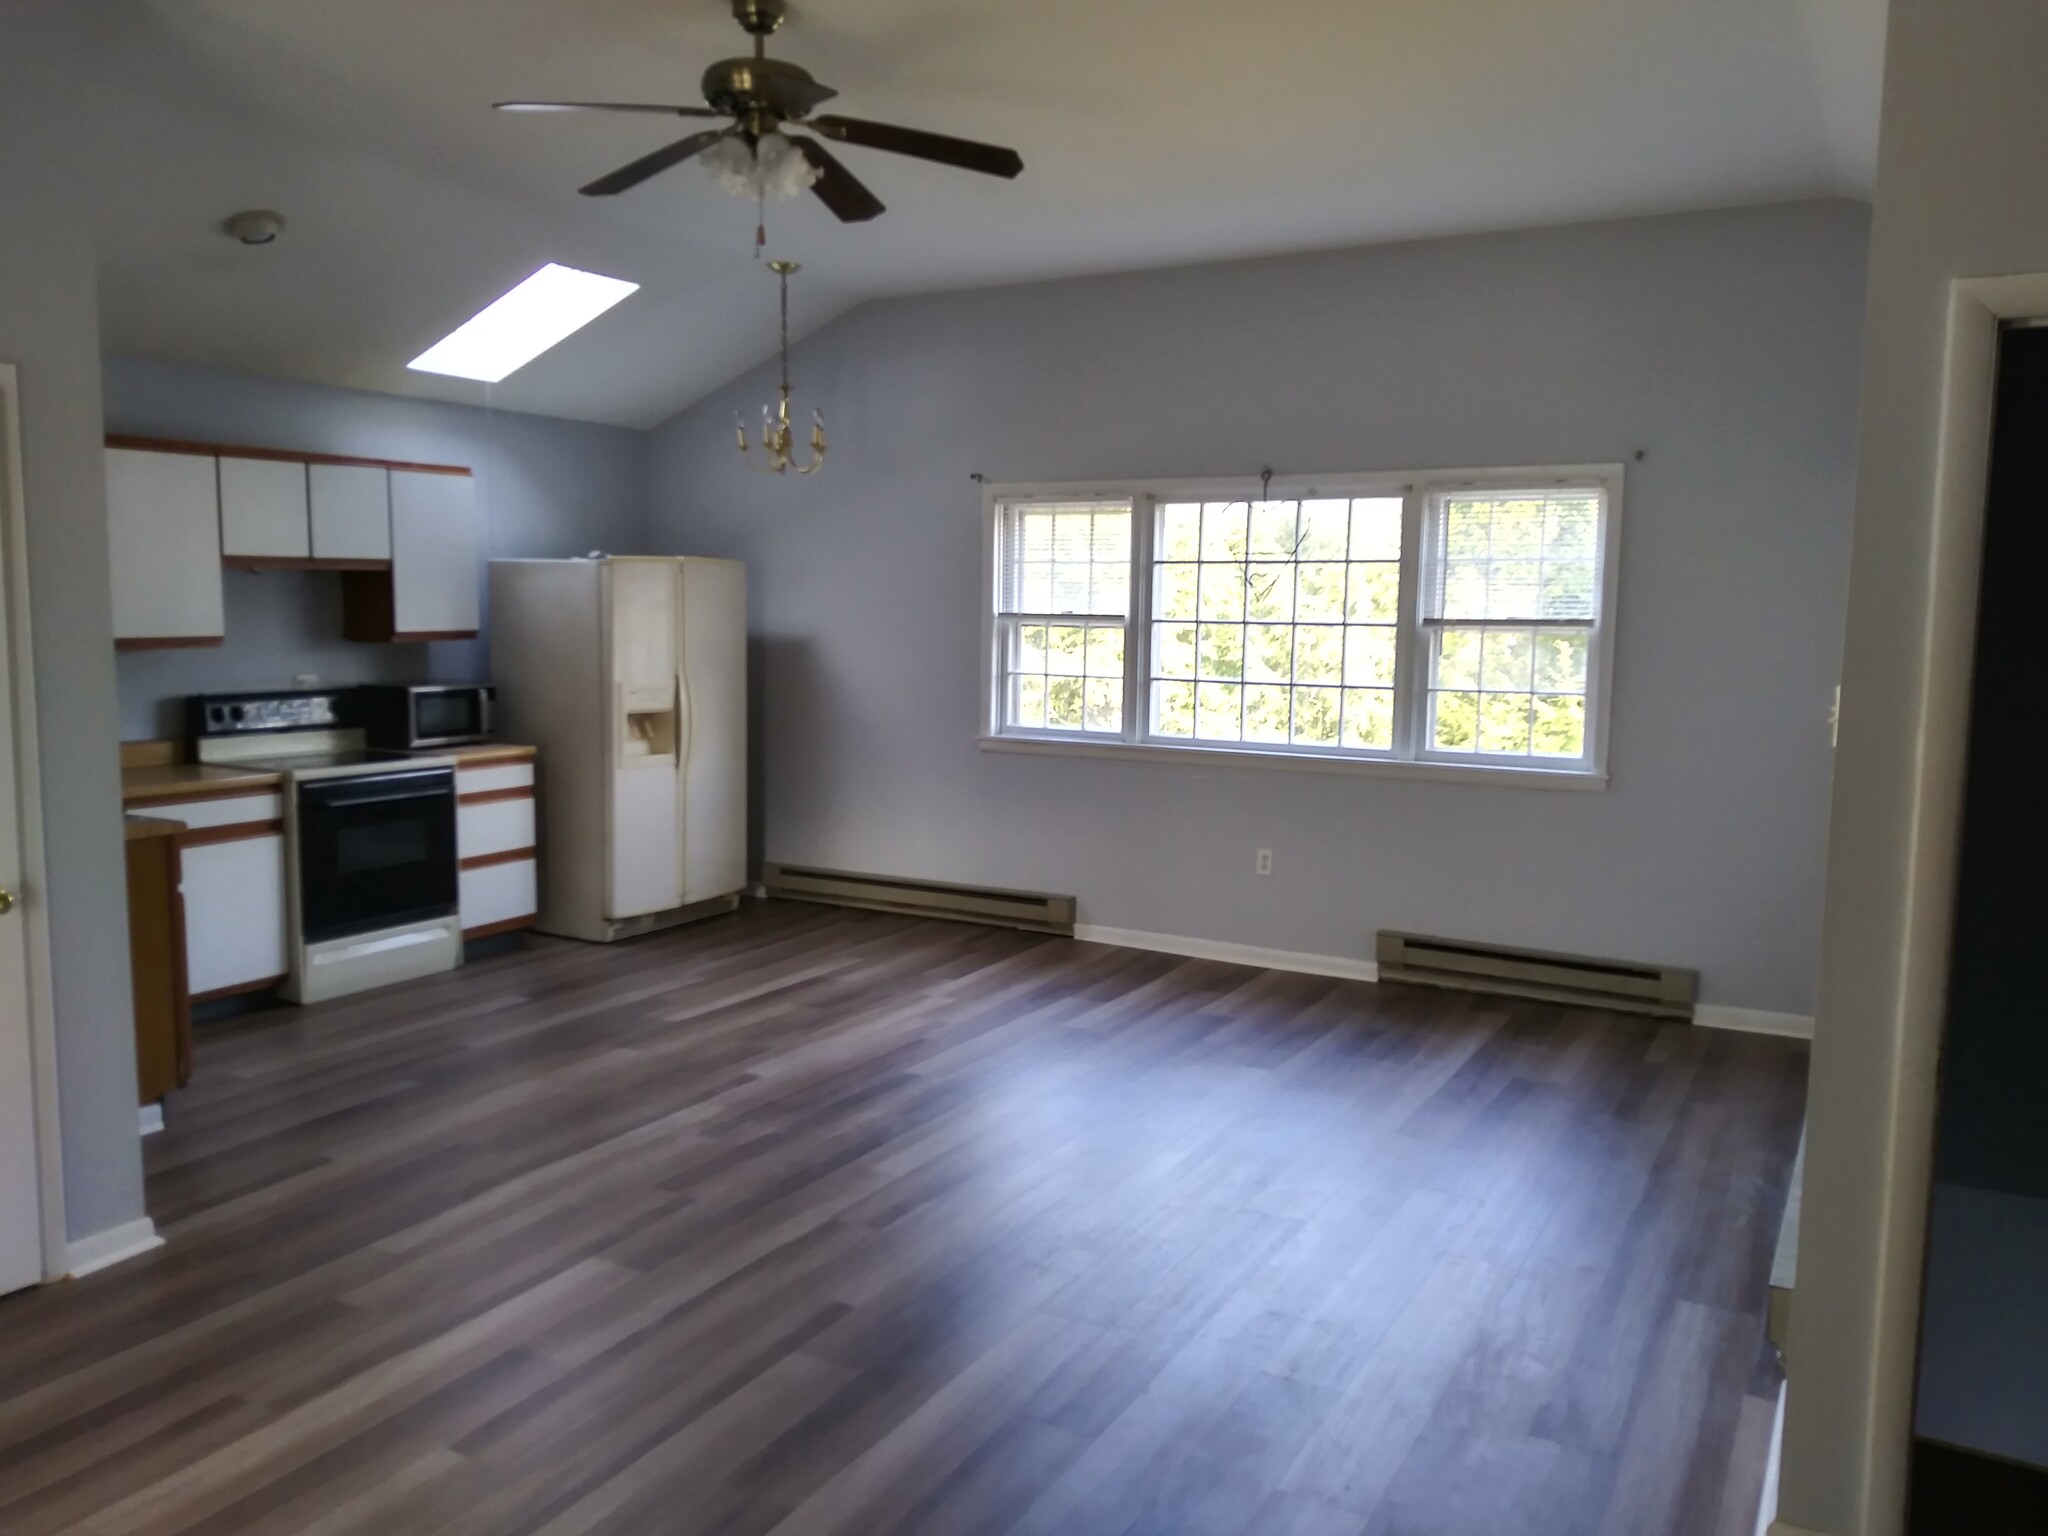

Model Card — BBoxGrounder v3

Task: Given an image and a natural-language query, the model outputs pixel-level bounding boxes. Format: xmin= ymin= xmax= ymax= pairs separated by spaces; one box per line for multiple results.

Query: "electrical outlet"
xmin=1255 ymin=848 xmax=1273 ymax=876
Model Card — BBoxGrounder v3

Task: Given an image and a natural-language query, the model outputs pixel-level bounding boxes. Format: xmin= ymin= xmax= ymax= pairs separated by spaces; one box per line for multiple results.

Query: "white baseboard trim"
xmin=1073 ymin=925 xmax=1380 ymax=983
xmin=1767 ymin=1523 xmax=1832 ymax=1536
xmin=1696 ymin=1005 xmax=1815 ymax=1040
xmin=1072 ymin=925 xmax=1813 ymax=1032
xmin=66 ymin=1217 xmax=164 ymax=1279
xmin=138 ymin=1103 xmax=164 ymax=1136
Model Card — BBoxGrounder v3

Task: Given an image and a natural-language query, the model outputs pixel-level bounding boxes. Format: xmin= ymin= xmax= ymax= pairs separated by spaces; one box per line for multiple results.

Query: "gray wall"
xmin=0 ymin=111 xmax=147 ymax=1240
xmin=103 ymin=358 xmax=649 ymax=738
xmin=1781 ymin=3 xmax=2048 ymax=1532
xmin=646 ymin=200 xmax=1869 ymax=1015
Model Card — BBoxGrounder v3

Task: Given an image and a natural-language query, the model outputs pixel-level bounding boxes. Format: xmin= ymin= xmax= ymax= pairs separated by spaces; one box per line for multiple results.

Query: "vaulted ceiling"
xmin=13 ymin=0 xmax=1887 ymax=428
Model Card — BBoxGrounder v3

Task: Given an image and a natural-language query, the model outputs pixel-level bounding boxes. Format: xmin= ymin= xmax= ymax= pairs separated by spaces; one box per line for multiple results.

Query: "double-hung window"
xmin=985 ymin=468 xmax=1619 ymax=784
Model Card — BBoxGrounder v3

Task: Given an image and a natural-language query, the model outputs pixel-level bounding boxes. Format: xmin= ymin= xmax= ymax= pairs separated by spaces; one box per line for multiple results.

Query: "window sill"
xmin=979 ymin=733 xmax=1608 ymax=791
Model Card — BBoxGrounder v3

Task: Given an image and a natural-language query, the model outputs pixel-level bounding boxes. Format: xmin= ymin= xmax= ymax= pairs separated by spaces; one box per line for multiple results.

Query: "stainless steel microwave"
xmin=355 ymin=684 xmax=495 ymax=749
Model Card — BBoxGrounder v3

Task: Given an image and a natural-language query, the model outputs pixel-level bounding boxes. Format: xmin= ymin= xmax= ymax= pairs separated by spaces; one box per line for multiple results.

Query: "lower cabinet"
xmin=457 ymin=758 xmax=539 ymax=937
xmin=182 ymin=833 xmax=290 ymax=998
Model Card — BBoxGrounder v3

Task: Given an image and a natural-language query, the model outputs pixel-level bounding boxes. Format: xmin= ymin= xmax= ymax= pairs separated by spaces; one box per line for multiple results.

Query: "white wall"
xmin=103 ymin=358 xmax=649 ymax=738
xmin=1779 ymin=3 xmax=2048 ymax=1533
xmin=0 ymin=88 xmax=147 ymax=1243
xmin=647 ymin=201 xmax=1869 ymax=1014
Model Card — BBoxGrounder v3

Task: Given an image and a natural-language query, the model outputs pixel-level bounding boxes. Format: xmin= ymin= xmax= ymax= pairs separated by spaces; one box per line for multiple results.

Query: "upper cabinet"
xmin=388 ymin=470 xmax=482 ymax=639
xmin=106 ymin=448 xmax=225 ymax=648
xmin=218 ymin=456 xmax=311 ymax=561
xmin=105 ymin=438 xmax=480 ymax=647
xmin=309 ymin=463 xmax=391 ymax=562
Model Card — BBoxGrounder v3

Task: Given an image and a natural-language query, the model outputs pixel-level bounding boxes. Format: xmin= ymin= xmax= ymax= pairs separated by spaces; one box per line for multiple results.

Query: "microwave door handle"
xmin=481 ymin=691 xmax=494 ymax=739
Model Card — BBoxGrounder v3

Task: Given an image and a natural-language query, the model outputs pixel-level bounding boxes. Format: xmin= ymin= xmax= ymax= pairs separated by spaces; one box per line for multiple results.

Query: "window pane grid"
xmin=996 ymin=500 xmax=1131 ymax=737
xmin=1148 ymin=497 xmax=1401 ymax=752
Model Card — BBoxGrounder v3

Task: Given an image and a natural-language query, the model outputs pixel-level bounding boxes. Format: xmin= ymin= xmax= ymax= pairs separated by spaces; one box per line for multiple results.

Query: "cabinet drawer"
xmin=148 ymin=793 xmax=283 ymax=831
xmin=457 ymin=796 xmax=535 ymax=859
xmin=182 ymin=834 xmax=288 ymax=997
xmin=458 ymin=762 xmax=534 ymax=796
xmin=461 ymin=858 xmax=537 ymax=935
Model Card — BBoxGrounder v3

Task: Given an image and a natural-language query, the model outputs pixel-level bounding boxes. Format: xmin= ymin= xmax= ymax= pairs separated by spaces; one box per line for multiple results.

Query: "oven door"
xmin=408 ymin=687 xmax=492 ymax=747
xmin=295 ymin=768 xmax=459 ymax=945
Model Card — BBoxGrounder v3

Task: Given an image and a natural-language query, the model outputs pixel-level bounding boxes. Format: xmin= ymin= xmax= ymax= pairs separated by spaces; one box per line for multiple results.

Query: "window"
xmin=986 ymin=469 xmax=1619 ymax=784
xmin=1419 ymin=488 xmax=1601 ymax=763
xmin=1150 ymin=496 xmax=1403 ymax=750
xmin=993 ymin=500 xmax=1132 ymax=736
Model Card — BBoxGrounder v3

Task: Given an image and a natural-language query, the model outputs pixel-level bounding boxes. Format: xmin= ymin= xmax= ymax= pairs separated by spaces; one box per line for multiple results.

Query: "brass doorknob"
xmin=0 ymin=889 xmax=14 ymax=915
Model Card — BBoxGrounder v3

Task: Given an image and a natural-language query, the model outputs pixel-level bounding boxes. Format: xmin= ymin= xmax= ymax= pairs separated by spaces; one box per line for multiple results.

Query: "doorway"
xmin=0 ymin=360 xmax=64 ymax=1295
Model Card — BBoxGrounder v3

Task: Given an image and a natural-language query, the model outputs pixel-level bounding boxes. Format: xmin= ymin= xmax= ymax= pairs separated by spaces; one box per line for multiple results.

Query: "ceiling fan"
xmin=496 ymin=0 xmax=1023 ymax=223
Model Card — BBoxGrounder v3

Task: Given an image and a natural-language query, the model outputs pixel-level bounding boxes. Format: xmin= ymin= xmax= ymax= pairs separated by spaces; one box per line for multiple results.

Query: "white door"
xmin=218 ymin=456 xmax=310 ymax=559
xmin=2 ymin=366 xmax=54 ymax=1296
xmin=309 ymin=463 xmax=390 ymax=561
xmin=105 ymin=448 xmax=224 ymax=642
xmin=390 ymin=470 xmax=480 ymax=637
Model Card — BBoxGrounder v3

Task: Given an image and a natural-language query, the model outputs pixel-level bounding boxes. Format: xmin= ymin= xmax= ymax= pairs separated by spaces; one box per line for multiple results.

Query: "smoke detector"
xmin=222 ymin=210 xmax=286 ymax=246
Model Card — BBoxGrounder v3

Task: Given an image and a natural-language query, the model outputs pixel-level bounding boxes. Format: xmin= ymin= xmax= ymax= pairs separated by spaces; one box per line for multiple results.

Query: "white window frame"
xmin=981 ymin=465 xmax=1623 ymax=789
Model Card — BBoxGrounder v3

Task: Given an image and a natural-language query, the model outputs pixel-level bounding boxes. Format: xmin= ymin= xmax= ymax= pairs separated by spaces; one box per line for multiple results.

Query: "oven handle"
xmin=301 ymin=772 xmax=455 ymax=809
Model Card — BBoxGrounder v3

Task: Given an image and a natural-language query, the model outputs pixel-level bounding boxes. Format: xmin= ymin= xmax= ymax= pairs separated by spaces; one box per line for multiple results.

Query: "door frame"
xmin=0 ymin=361 xmax=69 ymax=1283
xmin=1778 ymin=274 xmax=2048 ymax=1536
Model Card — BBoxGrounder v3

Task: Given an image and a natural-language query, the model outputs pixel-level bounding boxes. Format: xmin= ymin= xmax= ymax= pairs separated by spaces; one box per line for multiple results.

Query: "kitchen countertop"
xmin=120 ymin=742 xmax=536 ymax=805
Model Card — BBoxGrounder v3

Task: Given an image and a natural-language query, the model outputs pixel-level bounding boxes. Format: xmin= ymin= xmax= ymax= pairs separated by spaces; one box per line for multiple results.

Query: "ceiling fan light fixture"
xmin=700 ymin=132 xmax=821 ymax=200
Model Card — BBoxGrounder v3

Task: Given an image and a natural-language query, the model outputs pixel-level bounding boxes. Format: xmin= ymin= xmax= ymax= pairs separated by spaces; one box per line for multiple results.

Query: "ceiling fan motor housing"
xmin=701 ymin=57 xmax=834 ymax=121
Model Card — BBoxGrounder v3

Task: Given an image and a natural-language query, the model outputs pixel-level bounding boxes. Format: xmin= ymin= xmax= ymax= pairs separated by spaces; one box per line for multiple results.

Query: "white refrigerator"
xmin=488 ymin=556 xmax=747 ymax=942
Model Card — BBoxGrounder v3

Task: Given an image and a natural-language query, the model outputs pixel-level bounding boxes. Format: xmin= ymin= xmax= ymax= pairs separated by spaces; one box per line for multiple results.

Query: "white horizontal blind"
xmin=1421 ymin=488 xmax=1605 ymax=761
xmin=994 ymin=499 xmax=1132 ymax=735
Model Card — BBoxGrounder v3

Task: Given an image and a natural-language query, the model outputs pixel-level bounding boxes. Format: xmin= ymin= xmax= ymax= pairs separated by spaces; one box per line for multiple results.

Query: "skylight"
xmin=408 ymin=263 xmax=639 ymax=383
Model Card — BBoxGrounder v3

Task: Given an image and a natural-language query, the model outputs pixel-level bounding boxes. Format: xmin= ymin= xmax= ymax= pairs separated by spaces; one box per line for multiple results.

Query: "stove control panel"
xmin=187 ymin=690 xmax=345 ymax=737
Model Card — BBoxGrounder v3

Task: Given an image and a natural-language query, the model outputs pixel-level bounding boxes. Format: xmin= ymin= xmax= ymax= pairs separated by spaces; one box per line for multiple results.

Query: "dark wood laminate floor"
xmin=0 ymin=900 xmax=1806 ymax=1536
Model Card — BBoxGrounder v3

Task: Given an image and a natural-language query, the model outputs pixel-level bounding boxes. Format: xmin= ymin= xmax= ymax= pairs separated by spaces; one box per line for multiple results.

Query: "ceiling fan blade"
xmin=496 ymin=101 xmax=723 ymax=118
xmin=580 ymin=128 xmax=731 ymax=196
xmin=807 ymin=115 xmax=1022 ymax=179
xmin=789 ymin=137 xmax=886 ymax=222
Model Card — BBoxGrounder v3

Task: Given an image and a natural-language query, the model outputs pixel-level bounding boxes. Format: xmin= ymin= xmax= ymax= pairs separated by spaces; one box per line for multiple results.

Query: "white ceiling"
xmin=16 ymin=0 xmax=1886 ymax=429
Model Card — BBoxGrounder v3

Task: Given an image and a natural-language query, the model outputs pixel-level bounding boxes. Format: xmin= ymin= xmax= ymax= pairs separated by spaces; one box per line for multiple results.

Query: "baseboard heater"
xmin=762 ymin=863 xmax=1076 ymax=936
xmin=1375 ymin=930 xmax=1698 ymax=1020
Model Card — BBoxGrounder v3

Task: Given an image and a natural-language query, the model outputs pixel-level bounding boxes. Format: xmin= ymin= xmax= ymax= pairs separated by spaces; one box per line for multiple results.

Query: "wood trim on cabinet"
xmin=460 ymin=846 xmax=537 ymax=872
xmin=191 ymin=974 xmax=288 ymax=1005
xmin=123 ymin=780 xmax=281 ymax=807
xmin=227 ymin=556 xmax=393 ymax=574
xmin=106 ymin=434 xmax=472 ymax=478
xmin=177 ymin=819 xmax=285 ymax=848
xmin=457 ymin=786 xmax=535 ymax=807
xmin=115 ymin=636 xmax=224 ymax=651
xmin=463 ymin=915 xmax=537 ymax=941
xmin=391 ymin=631 xmax=481 ymax=643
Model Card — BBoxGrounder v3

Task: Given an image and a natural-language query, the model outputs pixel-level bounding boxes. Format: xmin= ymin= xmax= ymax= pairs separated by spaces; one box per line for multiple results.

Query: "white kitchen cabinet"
xmin=218 ymin=456 xmax=310 ymax=560
xmin=458 ymin=797 xmax=536 ymax=860
xmin=106 ymin=448 xmax=224 ymax=644
xmin=180 ymin=833 xmax=288 ymax=997
xmin=390 ymin=470 xmax=481 ymax=636
xmin=309 ymin=463 xmax=391 ymax=561
xmin=461 ymin=860 xmax=539 ymax=935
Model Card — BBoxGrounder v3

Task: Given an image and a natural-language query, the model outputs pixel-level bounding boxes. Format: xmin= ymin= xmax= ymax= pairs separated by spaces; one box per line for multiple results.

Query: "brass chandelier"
xmin=735 ymin=259 xmax=825 ymax=475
